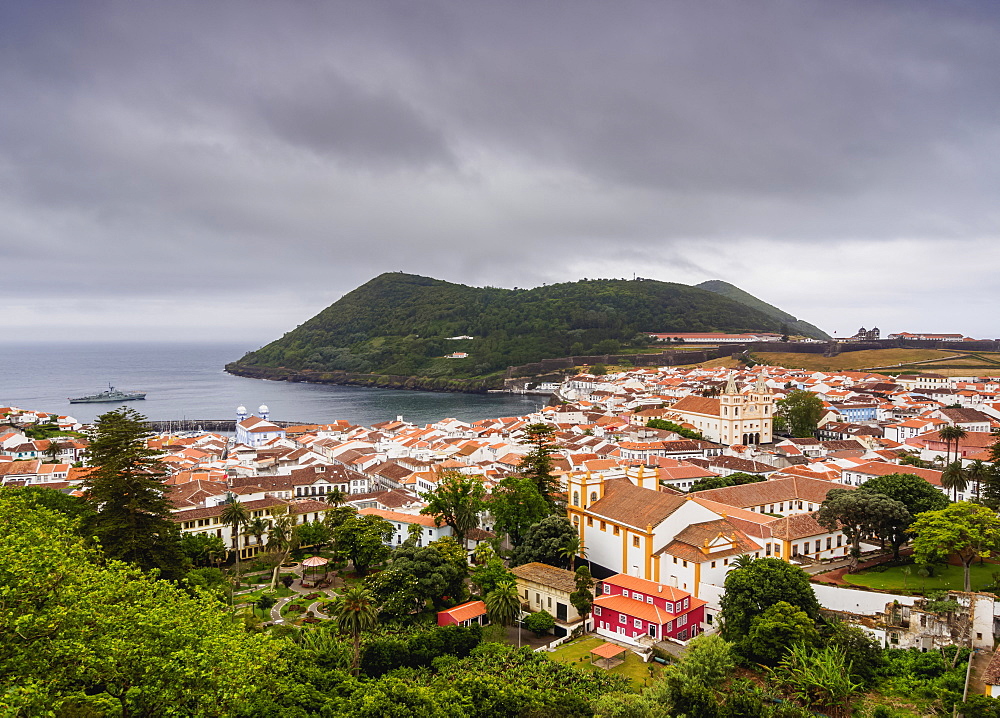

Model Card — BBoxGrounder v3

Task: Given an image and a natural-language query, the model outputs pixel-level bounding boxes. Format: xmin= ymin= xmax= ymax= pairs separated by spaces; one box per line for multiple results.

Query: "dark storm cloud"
xmin=2 ymin=0 xmax=999 ymax=340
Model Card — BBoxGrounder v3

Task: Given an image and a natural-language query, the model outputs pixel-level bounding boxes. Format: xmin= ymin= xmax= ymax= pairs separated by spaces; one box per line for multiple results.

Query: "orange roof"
xmin=594 ymin=593 xmax=706 ymax=624
xmin=591 ymin=642 xmax=628 ymax=659
xmin=439 ymin=600 xmax=487 ymax=622
xmin=359 ymin=507 xmax=441 ymax=527
xmin=605 ymin=573 xmax=690 ymax=601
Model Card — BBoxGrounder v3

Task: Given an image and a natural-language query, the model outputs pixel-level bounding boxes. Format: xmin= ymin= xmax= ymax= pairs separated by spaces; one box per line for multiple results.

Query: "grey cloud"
xmin=1 ymin=0 xmax=999 ymax=340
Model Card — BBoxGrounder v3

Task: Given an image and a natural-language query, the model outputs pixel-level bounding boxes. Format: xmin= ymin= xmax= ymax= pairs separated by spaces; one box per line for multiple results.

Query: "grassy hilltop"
xmin=230 ymin=273 xmax=826 ymax=381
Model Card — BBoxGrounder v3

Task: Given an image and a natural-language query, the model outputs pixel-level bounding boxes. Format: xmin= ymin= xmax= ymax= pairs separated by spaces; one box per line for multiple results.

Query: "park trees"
xmin=420 ymin=471 xmax=485 ymax=549
xmin=265 ymin=508 xmax=299 ymax=590
xmin=774 ymin=390 xmax=824 ymax=437
xmin=334 ymin=513 xmax=393 ymax=576
xmin=0 ymin=490 xmax=282 ymax=716
xmin=509 ymin=515 xmax=578 ymax=567
xmin=856 ymin=472 xmax=949 ymax=558
xmin=470 ymin=544 xmax=514 ymax=597
xmin=910 ymin=501 xmax=1000 ymax=592
xmin=646 ymin=418 xmax=704 ymax=441
xmin=817 ymin=489 xmax=910 ymax=569
xmin=688 ymin=471 xmax=765 ymax=493
xmin=719 ymin=558 xmax=820 ymax=651
xmin=82 ymin=407 xmax=185 ymax=579
xmin=370 ymin=536 xmax=469 ymax=613
xmin=488 ymin=474 xmax=550 ymax=548
xmin=746 ymin=601 xmax=820 ymax=666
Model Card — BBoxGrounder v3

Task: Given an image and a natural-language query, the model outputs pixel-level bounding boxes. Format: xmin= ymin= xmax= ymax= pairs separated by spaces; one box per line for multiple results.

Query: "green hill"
xmin=696 ymin=280 xmax=830 ymax=340
xmin=230 ymin=273 xmax=822 ymax=382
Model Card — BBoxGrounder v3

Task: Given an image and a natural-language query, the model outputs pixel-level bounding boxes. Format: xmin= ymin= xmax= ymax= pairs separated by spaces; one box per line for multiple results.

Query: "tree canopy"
xmin=817 ymin=488 xmax=910 ymax=569
xmin=774 ymin=390 xmax=824 ymax=437
xmin=719 ymin=557 xmax=820 ymax=648
xmin=420 ymin=471 xmax=485 ymax=548
xmin=910 ymin=501 xmax=1000 ymax=592
xmin=509 ymin=515 xmax=578 ymax=568
xmin=855 ymin=473 xmax=949 ymax=558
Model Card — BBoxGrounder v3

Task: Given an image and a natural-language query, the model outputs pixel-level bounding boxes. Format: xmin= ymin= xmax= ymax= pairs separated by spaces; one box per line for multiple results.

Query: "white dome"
xmin=237 ymin=406 xmax=247 ymax=414
xmin=259 ymin=404 xmax=269 ymax=413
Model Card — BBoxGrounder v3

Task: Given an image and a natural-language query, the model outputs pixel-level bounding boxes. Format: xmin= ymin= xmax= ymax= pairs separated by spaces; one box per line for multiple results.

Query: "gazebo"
xmin=301 ymin=555 xmax=329 ymax=587
xmin=590 ymin=642 xmax=628 ymax=670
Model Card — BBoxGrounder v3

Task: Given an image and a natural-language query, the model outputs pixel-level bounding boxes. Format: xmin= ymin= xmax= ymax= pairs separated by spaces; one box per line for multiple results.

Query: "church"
xmin=668 ymin=374 xmax=774 ymax=445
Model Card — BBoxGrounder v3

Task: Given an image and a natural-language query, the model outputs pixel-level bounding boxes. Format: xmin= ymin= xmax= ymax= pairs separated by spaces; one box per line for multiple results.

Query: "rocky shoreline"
xmin=224 ymin=363 xmax=504 ymax=394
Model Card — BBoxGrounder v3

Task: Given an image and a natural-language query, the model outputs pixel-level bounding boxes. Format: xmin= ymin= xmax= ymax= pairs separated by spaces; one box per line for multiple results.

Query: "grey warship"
xmin=69 ymin=384 xmax=146 ymax=403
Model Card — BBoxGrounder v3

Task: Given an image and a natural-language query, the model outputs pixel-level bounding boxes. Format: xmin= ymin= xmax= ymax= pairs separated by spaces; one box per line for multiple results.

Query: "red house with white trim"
xmin=592 ymin=574 xmax=706 ymax=647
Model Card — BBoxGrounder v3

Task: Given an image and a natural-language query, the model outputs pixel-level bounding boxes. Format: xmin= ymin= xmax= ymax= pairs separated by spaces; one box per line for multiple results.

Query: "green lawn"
xmin=546 ymin=637 xmax=661 ymax=690
xmin=843 ymin=562 xmax=998 ymax=593
xmin=238 ymin=585 xmax=294 ymax=604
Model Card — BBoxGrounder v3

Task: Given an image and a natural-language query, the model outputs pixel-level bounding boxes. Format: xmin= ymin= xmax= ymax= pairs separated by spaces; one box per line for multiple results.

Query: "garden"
xmin=546 ymin=637 xmax=663 ymax=689
xmin=842 ymin=560 xmax=999 ymax=594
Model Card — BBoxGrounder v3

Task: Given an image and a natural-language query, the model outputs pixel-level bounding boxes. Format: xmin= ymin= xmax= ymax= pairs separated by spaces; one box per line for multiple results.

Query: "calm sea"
xmin=0 ymin=342 xmax=542 ymax=426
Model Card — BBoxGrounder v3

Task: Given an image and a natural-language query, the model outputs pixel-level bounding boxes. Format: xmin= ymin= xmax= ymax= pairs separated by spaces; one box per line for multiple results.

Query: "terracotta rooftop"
xmin=510 ymin=562 xmax=586 ymax=594
xmin=587 ymin=477 xmax=687 ymax=529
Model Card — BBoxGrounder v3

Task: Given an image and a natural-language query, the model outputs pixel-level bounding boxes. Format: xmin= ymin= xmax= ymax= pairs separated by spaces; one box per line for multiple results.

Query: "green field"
xmin=843 ymin=563 xmax=998 ymax=593
xmin=546 ymin=637 xmax=661 ymax=690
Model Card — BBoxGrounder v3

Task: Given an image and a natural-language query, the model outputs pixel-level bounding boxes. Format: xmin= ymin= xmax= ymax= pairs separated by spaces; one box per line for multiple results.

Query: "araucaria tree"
xmin=518 ymin=423 xmax=562 ymax=509
xmin=82 ymin=407 xmax=184 ymax=578
xmin=817 ymin=488 xmax=910 ymax=571
xmin=421 ymin=471 xmax=486 ymax=549
xmin=910 ymin=501 xmax=1000 ymax=592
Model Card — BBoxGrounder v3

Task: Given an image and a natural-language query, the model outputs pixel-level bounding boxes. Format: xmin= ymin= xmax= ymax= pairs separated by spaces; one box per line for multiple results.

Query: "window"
xmin=594 ymin=606 xmax=602 ymax=616
xmin=634 ymin=618 xmax=642 ymax=628
xmin=633 ymin=536 xmax=640 ymax=547
xmin=587 ymin=517 xmax=593 ymax=527
xmin=723 ymin=558 xmax=729 ymax=566
xmin=676 ymin=613 xmax=688 ymax=627
xmin=622 ymin=589 xmax=630 ymax=598
xmin=683 ymin=598 xmax=688 ymax=609
xmin=614 ymin=526 xmax=620 ymax=536
xmin=815 ymin=540 xmax=821 ymax=553
xmin=573 ymin=491 xmax=579 ymax=506
xmin=836 ymin=535 xmax=842 ymax=547
xmin=524 ymin=589 xmax=529 ymax=599
xmin=711 ymin=561 xmax=716 ymax=568
xmin=547 ymin=597 xmax=552 ymax=608
xmin=682 ymin=560 xmax=687 ymax=568
xmin=647 ymin=596 xmax=653 ymax=604
xmin=600 ymin=521 xmax=606 ymax=531
xmin=826 ymin=537 xmax=832 ymax=550
xmin=665 ymin=603 xmax=674 ymax=613
xmin=603 ymin=584 xmax=611 ymax=595
xmin=535 ymin=592 xmax=540 ymax=605
xmin=792 ymin=544 xmax=798 ymax=556
xmin=619 ymin=613 xmax=626 ymax=623
xmin=765 ymin=543 xmax=772 ymax=556
xmin=673 ymin=557 xmax=678 ymax=564
xmin=590 ymin=491 xmax=598 ymax=503
xmin=706 ymin=613 xmax=713 ymax=625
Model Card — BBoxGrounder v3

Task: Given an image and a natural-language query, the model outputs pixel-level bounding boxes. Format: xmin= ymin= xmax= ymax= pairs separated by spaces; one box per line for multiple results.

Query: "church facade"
xmin=668 ymin=374 xmax=774 ymax=445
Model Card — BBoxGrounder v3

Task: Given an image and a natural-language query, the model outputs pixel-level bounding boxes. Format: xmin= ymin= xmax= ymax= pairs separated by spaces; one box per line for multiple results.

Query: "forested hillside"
xmin=232 ymin=273 xmax=814 ymax=379
xmin=696 ymin=280 xmax=830 ymax=340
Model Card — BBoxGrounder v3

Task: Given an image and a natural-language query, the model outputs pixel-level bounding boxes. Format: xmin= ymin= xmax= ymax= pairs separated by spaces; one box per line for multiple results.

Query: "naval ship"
xmin=69 ymin=384 xmax=147 ymax=403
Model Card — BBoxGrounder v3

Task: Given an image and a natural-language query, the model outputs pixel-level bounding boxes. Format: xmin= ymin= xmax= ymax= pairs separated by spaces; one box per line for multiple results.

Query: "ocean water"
xmin=0 ymin=342 xmax=542 ymax=426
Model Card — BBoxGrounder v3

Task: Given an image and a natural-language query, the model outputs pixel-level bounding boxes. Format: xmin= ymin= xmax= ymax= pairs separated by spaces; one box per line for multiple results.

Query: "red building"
xmin=437 ymin=600 xmax=488 ymax=628
xmin=593 ymin=574 xmax=706 ymax=646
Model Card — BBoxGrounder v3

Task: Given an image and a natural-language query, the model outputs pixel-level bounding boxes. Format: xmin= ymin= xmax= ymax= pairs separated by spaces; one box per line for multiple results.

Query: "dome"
xmin=259 ymin=404 xmax=269 ymax=414
xmin=237 ymin=406 xmax=247 ymax=414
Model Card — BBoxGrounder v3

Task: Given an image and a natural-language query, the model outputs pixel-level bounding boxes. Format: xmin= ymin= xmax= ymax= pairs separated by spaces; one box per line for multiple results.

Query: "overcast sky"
xmin=3 ymin=0 xmax=999 ymax=344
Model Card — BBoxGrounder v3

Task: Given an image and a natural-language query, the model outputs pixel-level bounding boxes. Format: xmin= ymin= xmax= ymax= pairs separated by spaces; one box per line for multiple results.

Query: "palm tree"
xmin=730 ymin=553 xmax=755 ymax=571
xmin=559 ymin=533 xmax=587 ymax=572
xmin=325 ymin=487 xmax=348 ymax=506
xmin=329 ymin=586 xmax=378 ymax=676
xmin=246 ymin=516 xmax=270 ymax=552
xmin=220 ymin=495 xmax=249 ymax=582
xmin=266 ymin=510 xmax=299 ymax=590
xmin=485 ymin=579 xmax=521 ymax=629
xmin=941 ymin=461 xmax=969 ymax=501
xmin=966 ymin=459 xmax=990 ymax=502
xmin=939 ymin=425 xmax=967 ymax=465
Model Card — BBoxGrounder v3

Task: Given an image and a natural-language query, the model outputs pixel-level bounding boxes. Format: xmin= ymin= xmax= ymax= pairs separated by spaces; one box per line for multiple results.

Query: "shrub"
xmin=523 ymin=610 xmax=555 ymax=636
